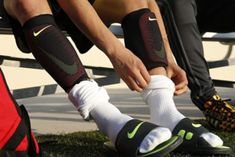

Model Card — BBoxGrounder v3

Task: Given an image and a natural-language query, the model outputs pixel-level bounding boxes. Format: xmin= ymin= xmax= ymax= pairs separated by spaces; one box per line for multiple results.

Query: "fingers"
xmin=140 ymin=65 xmax=151 ymax=84
xmin=125 ymin=76 xmax=143 ymax=92
xmin=135 ymin=73 xmax=149 ymax=91
xmin=123 ymin=68 xmax=150 ymax=92
xmin=111 ymin=51 xmax=151 ymax=92
xmin=175 ymin=84 xmax=188 ymax=95
xmin=174 ymin=76 xmax=188 ymax=95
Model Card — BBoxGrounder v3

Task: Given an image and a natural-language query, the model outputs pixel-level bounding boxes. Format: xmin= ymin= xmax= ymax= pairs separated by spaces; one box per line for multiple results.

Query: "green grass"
xmin=37 ymin=120 xmax=235 ymax=157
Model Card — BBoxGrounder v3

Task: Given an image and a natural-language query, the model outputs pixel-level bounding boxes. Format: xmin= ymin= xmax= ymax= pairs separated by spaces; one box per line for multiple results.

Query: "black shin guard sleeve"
xmin=23 ymin=14 xmax=89 ymax=92
xmin=122 ymin=9 xmax=168 ymax=70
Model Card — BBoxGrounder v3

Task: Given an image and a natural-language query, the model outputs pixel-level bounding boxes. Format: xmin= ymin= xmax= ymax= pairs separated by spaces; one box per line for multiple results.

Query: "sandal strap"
xmin=172 ymin=118 xmax=210 ymax=148
xmin=115 ymin=119 xmax=157 ymax=157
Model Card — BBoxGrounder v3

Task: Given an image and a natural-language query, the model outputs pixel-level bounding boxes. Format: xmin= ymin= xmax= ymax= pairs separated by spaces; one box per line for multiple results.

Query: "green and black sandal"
xmin=172 ymin=118 xmax=232 ymax=155
xmin=104 ymin=119 xmax=183 ymax=157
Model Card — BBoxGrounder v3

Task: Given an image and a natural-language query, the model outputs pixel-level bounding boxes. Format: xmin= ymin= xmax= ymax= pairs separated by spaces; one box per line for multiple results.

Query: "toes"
xmin=201 ymin=133 xmax=223 ymax=147
xmin=139 ymin=127 xmax=171 ymax=153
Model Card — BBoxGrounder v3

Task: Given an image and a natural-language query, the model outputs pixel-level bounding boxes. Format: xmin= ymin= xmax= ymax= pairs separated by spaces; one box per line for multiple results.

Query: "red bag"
xmin=0 ymin=69 xmax=42 ymax=157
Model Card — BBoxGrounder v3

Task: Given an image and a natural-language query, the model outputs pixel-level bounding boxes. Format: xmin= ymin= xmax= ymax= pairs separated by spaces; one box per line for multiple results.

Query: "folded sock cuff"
xmin=68 ymin=80 xmax=109 ymax=119
xmin=141 ymin=75 xmax=175 ymax=101
xmin=147 ymin=75 xmax=174 ymax=89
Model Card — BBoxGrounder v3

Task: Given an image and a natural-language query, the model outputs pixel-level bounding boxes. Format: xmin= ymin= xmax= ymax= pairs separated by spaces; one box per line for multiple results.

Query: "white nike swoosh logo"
xmin=148 ymin=17 xmax=157 ymax=21
xmin=33 ymin=25 xmax=52 ymax=37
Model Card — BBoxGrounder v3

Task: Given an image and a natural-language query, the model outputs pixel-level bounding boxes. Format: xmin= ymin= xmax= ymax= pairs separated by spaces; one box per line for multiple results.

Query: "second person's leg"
xmin=169 ymin=0 xmax=235 ymax=132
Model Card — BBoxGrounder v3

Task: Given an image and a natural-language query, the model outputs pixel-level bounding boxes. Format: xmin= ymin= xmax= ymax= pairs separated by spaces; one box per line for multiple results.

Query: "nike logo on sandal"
xmin=127 ymin=122 xmax=144 ymax=139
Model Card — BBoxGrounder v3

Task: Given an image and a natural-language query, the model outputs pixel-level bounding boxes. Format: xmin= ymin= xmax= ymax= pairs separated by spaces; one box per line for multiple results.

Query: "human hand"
xmin=109 ymin=48 xmax=150 ymax=92
xmin=166 ymin=63 xmax=188 ymax=95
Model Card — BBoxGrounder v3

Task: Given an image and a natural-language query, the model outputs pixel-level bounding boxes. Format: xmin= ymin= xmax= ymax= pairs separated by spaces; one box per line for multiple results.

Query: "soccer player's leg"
xmin=4 ymin=0 xmax=89 ymax=92
xmin=122 ymin=0 xmax=230 ymax=155
xmin=4 ymin=0 xmax=181 ymax=156
xmin=56 ymin=0 xmax=182 ymax=156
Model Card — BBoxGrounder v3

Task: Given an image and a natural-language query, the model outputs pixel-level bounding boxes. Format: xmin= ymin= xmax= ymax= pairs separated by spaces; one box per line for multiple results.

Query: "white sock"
xmin=90 ymin=103 xmax=172 ymax=152
xmin=68 ymin=80 xmax=109 ymax=120
xmin=141 ymin=75 xmax=223 ymax=147
xmin=139 ymin=127 xmax=171 ymax=153
xmin=141 ymin=75 xmax=184 ymax=130
xmin=69 ymin=80 xmax=172 ymax=153
xmin=90 ymin=102 xmax=133 ymax=143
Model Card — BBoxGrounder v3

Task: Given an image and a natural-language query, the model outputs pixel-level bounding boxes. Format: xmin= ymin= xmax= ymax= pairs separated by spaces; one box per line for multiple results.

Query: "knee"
xmin=128 ymin=0 xmax=148 ymax=7
xmin=4 ymin=0 xmax=51 ymax=25
xmin=122 ymin=0 xmax=148 ymax=12
xmin=4 ymin=0 xmax=32 ymax=17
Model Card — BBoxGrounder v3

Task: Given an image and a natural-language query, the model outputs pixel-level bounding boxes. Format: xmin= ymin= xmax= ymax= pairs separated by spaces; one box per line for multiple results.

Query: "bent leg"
xmin=92 ymin=0 xmax=168 ymax=73
xmin=4 ymin=0 xmax=89 ymax=92
xmin=140 ymin=0 xmax=226 ymax=154
xmin=58 ymin=0 xmax=178 ymax=154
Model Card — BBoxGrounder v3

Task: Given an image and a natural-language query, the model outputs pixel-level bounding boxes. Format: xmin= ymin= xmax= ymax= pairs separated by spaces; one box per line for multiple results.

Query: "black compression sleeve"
xmin=23 ymin=14 xmax=89 ymax=92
